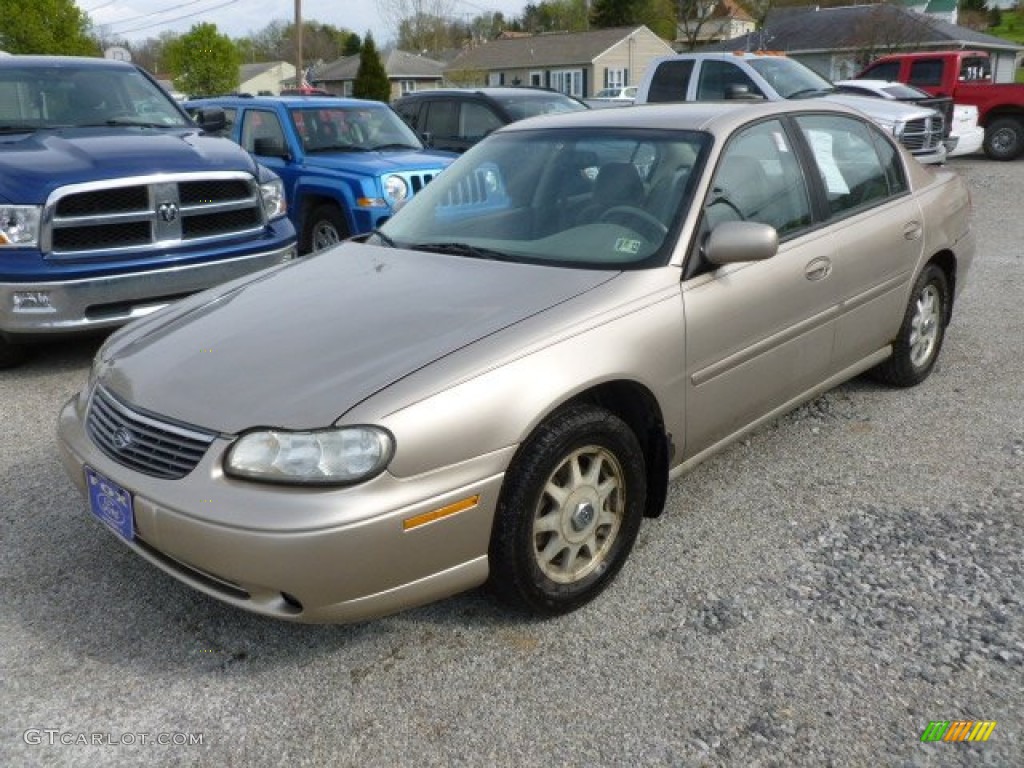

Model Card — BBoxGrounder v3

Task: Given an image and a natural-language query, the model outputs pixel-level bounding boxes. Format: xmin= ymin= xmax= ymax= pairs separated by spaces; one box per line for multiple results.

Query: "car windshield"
xmin=377 ymin=127 xmax=711 ymax=270
xmin=748 ymin=58 xmax=834 ymax=99
xmin=290 ymin=105 xmax=422 ymax=152
xmin=0 ymin=63 xmax=190 ymax=129
xmin=493 ymin=92 xmax=589 ymax=120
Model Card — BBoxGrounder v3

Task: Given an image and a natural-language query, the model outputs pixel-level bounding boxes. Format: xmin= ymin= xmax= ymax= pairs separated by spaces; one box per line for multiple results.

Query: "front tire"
xmin=488 ymin=404 xmax=647 ymax=616
xmin=302 ymin=204 xmax=349 ymax=254
xmin=871 ymin=264 xmax=950 ymax=387
xmin=983 ymin=117 xmax=1023 ymax=161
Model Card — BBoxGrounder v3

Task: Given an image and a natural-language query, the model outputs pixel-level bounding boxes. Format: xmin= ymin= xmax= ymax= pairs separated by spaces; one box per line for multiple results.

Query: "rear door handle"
xmin=805 ymin=257 xmax=832 ymax=281
xmin=903 ymin=221 xmax=923 ymax=240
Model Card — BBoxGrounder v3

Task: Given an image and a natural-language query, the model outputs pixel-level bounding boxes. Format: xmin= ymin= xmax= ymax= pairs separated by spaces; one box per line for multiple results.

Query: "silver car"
xmin=58 ymin=101 xmax=974 ymax=623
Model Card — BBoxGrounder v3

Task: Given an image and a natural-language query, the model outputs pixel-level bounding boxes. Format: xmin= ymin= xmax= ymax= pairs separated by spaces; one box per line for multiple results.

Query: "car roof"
xmin=397 ymin=87 xmax=574 ymax=99
xmin=185 ymin=95 xmax=388 ymax=109
xmin=499 ymin=100 xmax=866 ymax=135
xmin=0 ymin=55 xmax=135 ymax=71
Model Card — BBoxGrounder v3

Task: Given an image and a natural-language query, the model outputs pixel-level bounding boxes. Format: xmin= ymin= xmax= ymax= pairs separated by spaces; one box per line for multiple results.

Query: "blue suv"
xmin=185 ymin=96 xmax=455 ymax=253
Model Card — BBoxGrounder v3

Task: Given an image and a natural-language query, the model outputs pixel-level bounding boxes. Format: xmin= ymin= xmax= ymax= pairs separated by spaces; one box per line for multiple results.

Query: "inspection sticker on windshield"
xmin=86 ymin=467 xmax=135 ymax=541
xmin=614 ymin=237 xmax=642 ymax=255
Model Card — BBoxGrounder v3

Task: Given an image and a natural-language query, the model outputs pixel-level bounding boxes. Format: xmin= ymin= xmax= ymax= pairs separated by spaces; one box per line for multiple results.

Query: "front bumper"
xmin=948 ymin=127 xmax=984 ymax=158
xmin=910 ymin=145 xmax=947 ymax=165
xmin=57 ymin=392 xmax=510 ymax=623
xmin=2 ymin=241 xmax=297 ymax=338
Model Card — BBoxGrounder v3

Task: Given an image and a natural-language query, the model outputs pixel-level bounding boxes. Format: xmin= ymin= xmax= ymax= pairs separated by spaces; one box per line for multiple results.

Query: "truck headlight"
xmin=225 ymin=427 xmax=394 ymax=485
xmin=259 ymin=178 xmax=287 ymax=220
xmin=0 ymin=206 xmax=42 ymax=247
xmin=384 ymin=175 xmax=409 ymax=203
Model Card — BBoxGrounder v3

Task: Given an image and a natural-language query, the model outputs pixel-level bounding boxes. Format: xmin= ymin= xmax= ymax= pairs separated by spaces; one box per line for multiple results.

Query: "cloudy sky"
xmin=81 ymin=0 xmax=531 ymax=46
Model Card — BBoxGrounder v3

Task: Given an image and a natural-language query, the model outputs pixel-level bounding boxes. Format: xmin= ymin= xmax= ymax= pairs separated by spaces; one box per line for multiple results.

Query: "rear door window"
xmin=646 ymin=60 xmax=694 ymax=103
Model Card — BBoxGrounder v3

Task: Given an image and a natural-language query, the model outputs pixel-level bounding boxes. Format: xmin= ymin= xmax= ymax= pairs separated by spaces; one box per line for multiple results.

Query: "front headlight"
xmin=224 ymin=427 xmax=394 ymax=485
xmin=384 ymin=175 xmax=409 ymax=203
xmin=0 ymin=205 xmax=42 ymax=247
xmin=259 ymin=178 xmax=288 ymax=221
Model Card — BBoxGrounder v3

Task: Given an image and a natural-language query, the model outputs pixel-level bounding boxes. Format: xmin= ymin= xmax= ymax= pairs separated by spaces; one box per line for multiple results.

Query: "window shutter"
xmin=604 ymin=68 xmax=609 ymax=88
xmin=624 ymin=68 xmax=629 ymax=86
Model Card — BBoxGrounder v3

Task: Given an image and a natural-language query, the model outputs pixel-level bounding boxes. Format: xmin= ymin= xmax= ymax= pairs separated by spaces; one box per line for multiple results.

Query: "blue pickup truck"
xmin=183 ymin=95 xmax=455 ymax=253
xmin=0 ymin=56 xmax=298 ymax=368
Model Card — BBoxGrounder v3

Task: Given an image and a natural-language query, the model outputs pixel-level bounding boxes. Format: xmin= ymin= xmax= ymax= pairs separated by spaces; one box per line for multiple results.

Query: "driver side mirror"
xmin=705 ymin=221 xmax=778 ymax=266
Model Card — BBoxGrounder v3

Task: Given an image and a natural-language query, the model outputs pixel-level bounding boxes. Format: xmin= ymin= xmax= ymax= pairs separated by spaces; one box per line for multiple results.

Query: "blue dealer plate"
xmin=85 ymin=466 xmax=135 ymax=541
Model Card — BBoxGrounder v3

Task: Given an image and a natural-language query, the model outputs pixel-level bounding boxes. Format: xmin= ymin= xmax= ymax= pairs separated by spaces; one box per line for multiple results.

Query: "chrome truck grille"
xmin=899 ymin=115 xmax=946 ymax=153
xmin=43 ymin=172 xmax=266 ymax=258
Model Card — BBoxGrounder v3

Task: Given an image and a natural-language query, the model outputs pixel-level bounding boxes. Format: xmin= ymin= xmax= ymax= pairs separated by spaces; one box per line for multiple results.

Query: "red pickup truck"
xmin=857 ymin=50 xmax=1024 ymax=161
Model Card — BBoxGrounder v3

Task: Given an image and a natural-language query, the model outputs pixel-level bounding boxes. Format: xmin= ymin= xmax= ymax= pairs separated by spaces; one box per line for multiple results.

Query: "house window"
xmin=550 ymin=69 xmax=583 ymax=97
xmin=529 ymin=71 xmax=543 ymax=87
xmin=342 ymin=81 xmax=354 ymax=97
xmin=488 ymin=72 xmax=503 ymax=87
xmin=605 ymin=68 xmax=627 ymax=89
xmin=400 ymin=80 xmax=415 ymax=95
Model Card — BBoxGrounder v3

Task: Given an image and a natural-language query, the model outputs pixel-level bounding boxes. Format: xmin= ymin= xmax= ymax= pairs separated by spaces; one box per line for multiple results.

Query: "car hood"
xmin=821 ymin=92 xmax=935 ymax=121
xmin=303 ymin=148 xmax=454 ymax=175
xmin=97 ymin=243 xmax=618 ymax=433
xmin=0 ymin=128 xmax=255 ymax=204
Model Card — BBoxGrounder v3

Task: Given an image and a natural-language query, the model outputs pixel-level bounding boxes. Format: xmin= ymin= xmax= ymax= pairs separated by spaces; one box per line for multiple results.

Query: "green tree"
xmin=353 ymin=33 xmax=390 ymax=101
xmin=343 ymin=33 xmax=363 ymax=55
xmin=163 ymin=23 xmax=241 ymax=98
xmin=590 ymin=0 xmax=646 ymax=28
xmin=0 ymin=0 xmax=100 ymax=55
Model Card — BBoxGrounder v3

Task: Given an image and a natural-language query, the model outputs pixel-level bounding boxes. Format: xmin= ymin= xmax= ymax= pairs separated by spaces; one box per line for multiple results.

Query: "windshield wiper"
xmin=306 ymin=144 xmax=369 ymax=153
xmin=0 ymin=125 xmax=38 ymax=134
xmin=367 ymin=143 xmax=419 ymax=151
xmin=409 ymin=242 xmax=507 ymax=260
xmin=368 ymin=228 xmax=396 ymax=247
xmin=787 ymin=88 xmax=832 ymax=99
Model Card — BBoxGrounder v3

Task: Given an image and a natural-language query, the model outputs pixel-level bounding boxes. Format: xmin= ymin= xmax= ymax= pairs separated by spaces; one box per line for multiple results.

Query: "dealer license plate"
xmin=85 ymin=466 xmax=135 ymax=541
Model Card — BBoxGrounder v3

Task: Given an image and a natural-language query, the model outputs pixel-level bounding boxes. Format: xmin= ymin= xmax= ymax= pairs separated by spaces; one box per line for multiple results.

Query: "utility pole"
xmin=295 ymin=0 xmax=303 ymax=86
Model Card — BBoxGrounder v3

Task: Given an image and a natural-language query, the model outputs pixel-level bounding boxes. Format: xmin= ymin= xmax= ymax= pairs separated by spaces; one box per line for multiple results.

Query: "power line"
xmin=92 ymin=0 xmax=243 ymax=36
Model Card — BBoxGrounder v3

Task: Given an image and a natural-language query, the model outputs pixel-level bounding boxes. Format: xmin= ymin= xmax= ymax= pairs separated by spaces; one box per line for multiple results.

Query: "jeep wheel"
xmin=303 ymin=205 xmax=349 ymax=254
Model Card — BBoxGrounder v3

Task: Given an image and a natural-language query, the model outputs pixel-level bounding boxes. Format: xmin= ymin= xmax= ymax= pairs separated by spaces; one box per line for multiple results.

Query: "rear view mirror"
xmin=253 ymin=137 xmax=289 ymax=158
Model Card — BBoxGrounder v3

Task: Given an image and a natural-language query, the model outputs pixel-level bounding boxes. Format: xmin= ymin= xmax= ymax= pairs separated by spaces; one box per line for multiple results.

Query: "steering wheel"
xmin=707 ymin=195 xmax=746 ymax=221
xmin=600 ymin=206 xmax=668 ymax=241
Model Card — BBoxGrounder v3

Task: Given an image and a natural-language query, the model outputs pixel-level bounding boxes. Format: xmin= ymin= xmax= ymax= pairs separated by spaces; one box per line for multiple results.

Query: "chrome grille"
xmin=43 ymin=172 xmax=267 ymax=258
xmin=899 ymin=115 xmax=945 ymax=153
xmin=86 ymin=387 xmax=216 ymax=479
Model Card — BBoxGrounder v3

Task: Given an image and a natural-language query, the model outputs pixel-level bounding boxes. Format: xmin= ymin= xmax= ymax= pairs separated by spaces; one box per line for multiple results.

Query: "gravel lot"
xmin=1 ymin=156 xmax=1021 ymax=767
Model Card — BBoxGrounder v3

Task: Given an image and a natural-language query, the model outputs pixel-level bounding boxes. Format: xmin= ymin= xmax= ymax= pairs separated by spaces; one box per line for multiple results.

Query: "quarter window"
xmin=794 ymin=114 xmax=899 ymax=217
xmin=646 ymin=60 xmax=694 ymax=102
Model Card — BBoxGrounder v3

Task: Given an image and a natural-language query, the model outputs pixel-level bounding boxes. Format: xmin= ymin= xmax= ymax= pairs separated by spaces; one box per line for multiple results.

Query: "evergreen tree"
xmin=353 ymin=34 xmax=390 ymax=101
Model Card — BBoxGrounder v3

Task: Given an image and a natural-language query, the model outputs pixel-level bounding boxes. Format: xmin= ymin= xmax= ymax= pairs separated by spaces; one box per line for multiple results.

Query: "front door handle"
xmin=805 ymin=257 xmax=832 ymax=281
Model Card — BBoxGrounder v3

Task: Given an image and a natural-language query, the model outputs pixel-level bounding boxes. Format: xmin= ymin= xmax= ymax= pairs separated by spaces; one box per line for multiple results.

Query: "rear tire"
xmin=302 ymin=204 xmax=349 ymax=254
xmin=983 ymin=117 xmax=1023 ymax=161
xmin=488 ymin=403 xmax=647 ymax=616
xmin=871 ymin=264 xmax=949 ymax=387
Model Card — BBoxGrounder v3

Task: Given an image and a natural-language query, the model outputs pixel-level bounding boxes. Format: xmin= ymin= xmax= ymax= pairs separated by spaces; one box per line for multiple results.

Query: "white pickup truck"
xmin=636 ymin=52 xmax=948 ymax=164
